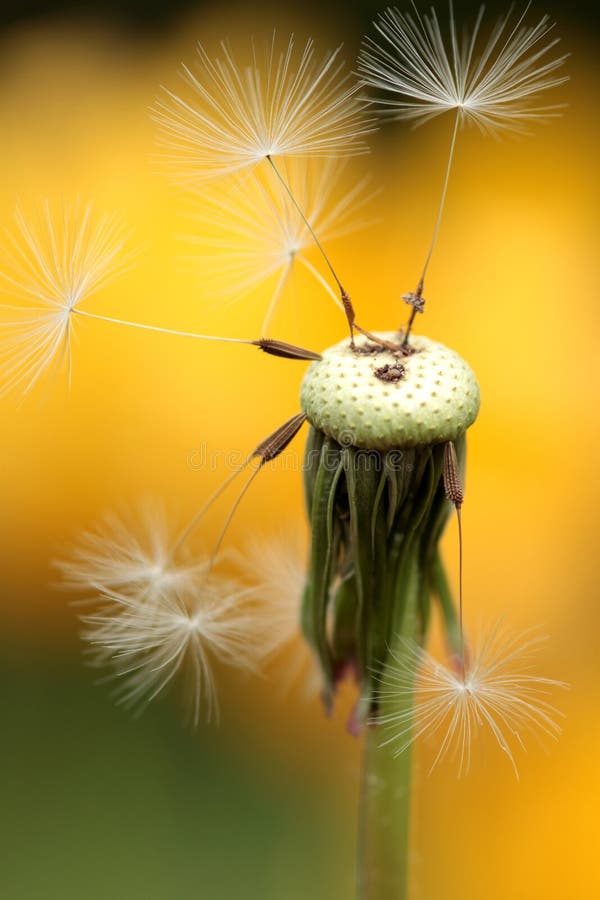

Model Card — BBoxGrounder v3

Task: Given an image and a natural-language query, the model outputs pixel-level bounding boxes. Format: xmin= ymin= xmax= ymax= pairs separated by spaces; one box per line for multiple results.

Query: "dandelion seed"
xmin=55 ymin=500 xmax=207 ymax=602
xmin=376 ymin=624 xmax=566 ymax=777
xmin=81 ymin=577 xmax=265 ymax=725
xmin=238 ymin=529 xmax=322 ymax=698
xmin=0 ymin=201 xmax=132 ymax=397
xmin=154 ymin=34 xmax=373 ymax=184
xmin=188 ymin=160 xmax=374 ymax=331
xmin=358 ymin=4 xmax=569 ymax=134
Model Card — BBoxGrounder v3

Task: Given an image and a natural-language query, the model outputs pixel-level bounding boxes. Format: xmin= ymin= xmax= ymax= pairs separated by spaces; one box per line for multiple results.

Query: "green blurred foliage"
xmin=1 ymin=653 xmax=350 ymax=900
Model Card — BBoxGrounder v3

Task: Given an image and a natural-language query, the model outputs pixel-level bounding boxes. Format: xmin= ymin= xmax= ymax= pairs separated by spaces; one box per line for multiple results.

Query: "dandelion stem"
xmin=169 ymin=461 xmax=252 ymax=560
xmin=266 ymin=155 xmax=346 ymax=295
xmin=208 ymin=463 xmax=262 ymax=568
xmin=430 ymin=551 xmax=461 ymax=658
xmin=72 ymin=309 xmax=253 ymax=345
xmin=403 ymin=109 xmax=460 ymax=345
xmin=442 ymin=439 xmax=466 ymax=670
xmin=358 ymin=549 xmax=419 ymax=900
xmin=261 ymin=259 xmax=294 ymax=335
xmin=297 ymin=256 xmax=345 ymax=311
xmin=169 ymin=412 xmax=306 ymax=566
xmin=419 ymin=105 xmax=461 ymax=286
xmin=457 ymin=506 xmax=465 ymax=675
xmin=265 ymin=154 xmax=356 ymax=340
xmin=66 ymin=315 xmax=73 ymax=391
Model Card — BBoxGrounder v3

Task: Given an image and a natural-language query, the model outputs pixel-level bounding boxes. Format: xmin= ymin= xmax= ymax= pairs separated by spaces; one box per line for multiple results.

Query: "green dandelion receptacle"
xmin=300 ymin=333 xmax=480 ymax=450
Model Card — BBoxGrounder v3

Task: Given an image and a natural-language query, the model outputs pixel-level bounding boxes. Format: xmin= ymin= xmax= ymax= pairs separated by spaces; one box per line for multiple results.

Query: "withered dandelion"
xmin=1 ymin=7 xmax=571 ymax=897
xmin=376 ymin=625 xmax=566 ymax=777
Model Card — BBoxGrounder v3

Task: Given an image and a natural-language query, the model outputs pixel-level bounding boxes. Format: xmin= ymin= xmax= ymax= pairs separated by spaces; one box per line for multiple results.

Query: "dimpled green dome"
xmin=300 ymin=332 xmax=480 ymax=450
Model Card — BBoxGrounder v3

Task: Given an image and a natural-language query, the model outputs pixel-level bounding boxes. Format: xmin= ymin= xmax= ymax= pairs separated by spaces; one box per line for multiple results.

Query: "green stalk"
xmin=357 ymin=549 xmax=420 ymax=900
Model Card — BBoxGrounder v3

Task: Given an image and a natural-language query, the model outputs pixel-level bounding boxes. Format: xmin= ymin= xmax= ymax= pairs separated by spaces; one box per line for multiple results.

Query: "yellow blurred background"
xmin=0 ymin=4 xmax=598 ymax=899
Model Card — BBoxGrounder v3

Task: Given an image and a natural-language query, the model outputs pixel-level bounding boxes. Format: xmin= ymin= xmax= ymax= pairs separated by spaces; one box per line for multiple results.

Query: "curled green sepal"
xmin=302 ymin=424 xmax=468 ymax=716
xmin=301 ymin=437 xmax=343 ymax=702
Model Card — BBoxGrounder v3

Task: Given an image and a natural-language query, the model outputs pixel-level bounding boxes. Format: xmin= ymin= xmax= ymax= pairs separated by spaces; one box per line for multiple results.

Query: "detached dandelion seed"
xmin=62 ymin=414 xmax=312 ymax=721
xmin=188 ymin=159 xmax=374 ymax=330
xmin=358 ymin=3 xmax=568 ymax=344
xmin=0 ymin=201 xmax=132 ymax=397
xmin=0 ymin=203 xmax=278 ymax=398
xmin=55 ymin=501 xmax=208 ymax=601
xmin=377 ymin=624 xmax=566 ymax=777
xmin=81 ymin=578 xmax=265 ymax=726
xmin=154 ymin=34 xmax=373 ymax=185
xmin=156 ymin=33 xmax=373 ymax=336
xmin=358 ymin=4 xmax=569 ymax=133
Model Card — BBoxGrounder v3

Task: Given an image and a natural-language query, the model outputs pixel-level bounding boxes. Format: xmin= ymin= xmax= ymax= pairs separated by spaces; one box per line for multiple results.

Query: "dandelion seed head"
xmin=154 ymin=34 xmax=373 ymax=184
xmin=56 ymin=500 xmax=206 ymax=602
xmin=377 ymin=623 xmax=566 ymax=777
xmin=0 ymin=200 xmax=132 ymax=398
xmin=81 ymin=575 xmax=265 ymax=726
xmin=358 ymin=5 xmax=569 ymax=134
